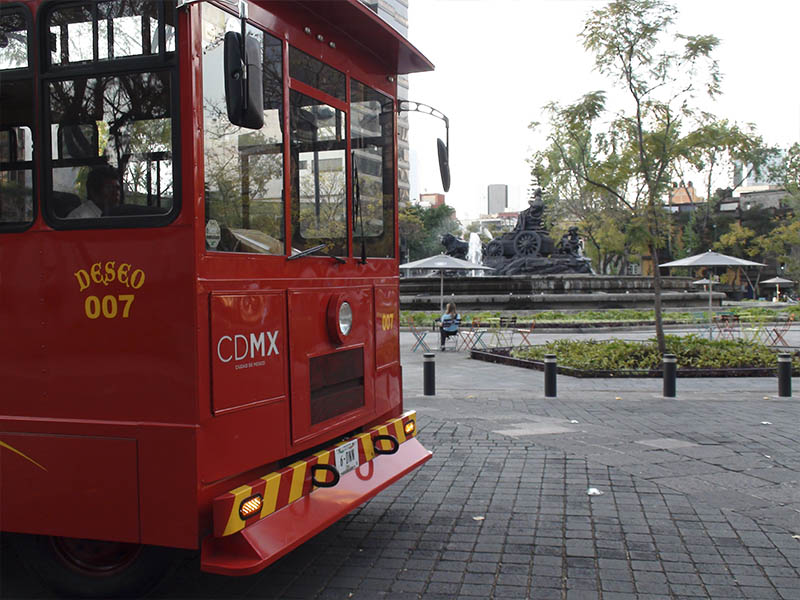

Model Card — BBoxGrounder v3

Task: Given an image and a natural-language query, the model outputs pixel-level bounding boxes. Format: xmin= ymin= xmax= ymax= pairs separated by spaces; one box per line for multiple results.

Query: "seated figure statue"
xmin=514 ymin=188 xmax=545 ymax=232
xmin=556 ymin=226 xmax=582 ymax=256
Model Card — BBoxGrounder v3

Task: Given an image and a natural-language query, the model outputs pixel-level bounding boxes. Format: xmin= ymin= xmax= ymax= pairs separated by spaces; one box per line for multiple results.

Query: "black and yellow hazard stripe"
xmin=213 ymin=411 xmax=418 ymax=537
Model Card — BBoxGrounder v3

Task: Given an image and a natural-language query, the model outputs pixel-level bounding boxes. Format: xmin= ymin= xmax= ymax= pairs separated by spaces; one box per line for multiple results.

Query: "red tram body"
xmin=0 ymin=0 xmax=434 ymax=593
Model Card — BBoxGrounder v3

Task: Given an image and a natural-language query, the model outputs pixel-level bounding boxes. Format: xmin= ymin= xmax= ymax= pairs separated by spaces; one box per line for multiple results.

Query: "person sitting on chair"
xmin=439 ymin=302 xmax=460 ymax=350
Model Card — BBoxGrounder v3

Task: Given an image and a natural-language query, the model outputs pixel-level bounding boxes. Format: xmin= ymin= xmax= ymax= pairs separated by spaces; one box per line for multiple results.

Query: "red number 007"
xmin=84 ymin=295 xmax=135 ymax=319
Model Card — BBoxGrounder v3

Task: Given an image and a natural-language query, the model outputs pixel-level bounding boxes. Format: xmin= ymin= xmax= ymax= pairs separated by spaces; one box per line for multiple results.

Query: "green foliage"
xmin=533 ymin=0 xmax=742 ymax=353
xmin=512 ymin=335 xmax=784 ymax=371
xmin=399 ymin=203 xmax=459 ymax=261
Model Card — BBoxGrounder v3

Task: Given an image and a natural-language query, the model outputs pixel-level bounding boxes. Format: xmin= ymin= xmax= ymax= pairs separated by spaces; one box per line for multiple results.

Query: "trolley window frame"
xmin=38 ymin=0 xmax=182 ymax=231
xmin=0 ymin=2 xmax=35 ymax=233
xmin=287 ymin=76 xmax=351 ymax=259
xmin=201 ymin=2 xmax=287 ymax=257
xmin=200 ymin=2 xmax=399 ymax=261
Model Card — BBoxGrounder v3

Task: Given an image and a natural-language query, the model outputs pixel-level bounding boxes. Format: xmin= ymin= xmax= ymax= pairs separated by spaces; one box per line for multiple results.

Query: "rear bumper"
xmin=200 ymin=411 xmax=431 ymax=576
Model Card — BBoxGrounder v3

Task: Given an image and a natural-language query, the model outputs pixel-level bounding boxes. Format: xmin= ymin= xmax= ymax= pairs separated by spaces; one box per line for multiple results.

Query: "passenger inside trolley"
xmin=67 ymin=165 xmax=121 ymax=218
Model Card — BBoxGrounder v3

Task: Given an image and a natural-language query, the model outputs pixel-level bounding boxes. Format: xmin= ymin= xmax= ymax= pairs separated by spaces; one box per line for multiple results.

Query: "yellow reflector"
xmin=404 ymin=421 xmax=415 ymax=435
xmin=239 ymin=494 xmax=263 ymax=520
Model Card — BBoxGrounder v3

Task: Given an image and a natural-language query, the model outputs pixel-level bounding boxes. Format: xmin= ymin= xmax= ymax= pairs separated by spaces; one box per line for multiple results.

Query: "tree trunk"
xmin=650 ymin=241 xmax=666 ymax=354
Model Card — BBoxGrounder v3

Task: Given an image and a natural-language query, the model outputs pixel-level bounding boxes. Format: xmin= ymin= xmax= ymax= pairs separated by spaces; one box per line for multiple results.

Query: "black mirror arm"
xmin=395 ymin=100 xmax=451 ymax=192
xmin=395 ymin=100 xmax=450 ymax=150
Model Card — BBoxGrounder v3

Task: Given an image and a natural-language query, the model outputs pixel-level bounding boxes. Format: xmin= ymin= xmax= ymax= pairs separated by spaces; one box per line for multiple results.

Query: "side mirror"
xmin=224 ymin=32 xmax=264 ymax=130
xmin=437 ymin=138 xmax=450 ymax=192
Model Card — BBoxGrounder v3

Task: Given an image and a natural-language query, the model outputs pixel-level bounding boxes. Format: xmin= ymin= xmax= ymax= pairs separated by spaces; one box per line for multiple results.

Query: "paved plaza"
xmin=2 ymin=327 xmax=799 ymax=599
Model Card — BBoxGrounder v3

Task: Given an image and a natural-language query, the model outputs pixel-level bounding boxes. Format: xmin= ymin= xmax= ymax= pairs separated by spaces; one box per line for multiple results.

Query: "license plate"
xmin=334 ymin=440 xmax=359 ymax=475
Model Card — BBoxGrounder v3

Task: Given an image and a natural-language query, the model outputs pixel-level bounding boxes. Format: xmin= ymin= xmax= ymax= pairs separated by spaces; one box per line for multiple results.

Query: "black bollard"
xmin=544 ymin=354 xmax=557 ymax=398
xmin=423 ymin=352 xmax=435 ymax=396
xmin=663 ymin=353 xmax=677 ymax=398
xmin=778 ymin=353 xmax=792 ymax=398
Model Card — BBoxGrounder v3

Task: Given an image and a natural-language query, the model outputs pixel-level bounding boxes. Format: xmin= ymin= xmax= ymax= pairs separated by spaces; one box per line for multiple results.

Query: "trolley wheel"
xmin=13 ymin=534 xmax=179 ymax=599
xmin=514 ymin=231 xmax=541 ymax=255
xmin=486 ymin=240 xmax=503 ymax=257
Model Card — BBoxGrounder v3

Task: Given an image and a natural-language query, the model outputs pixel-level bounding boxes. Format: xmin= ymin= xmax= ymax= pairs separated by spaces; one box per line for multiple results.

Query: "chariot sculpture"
xmin=442 ymin=189 xmax=594 ymax=275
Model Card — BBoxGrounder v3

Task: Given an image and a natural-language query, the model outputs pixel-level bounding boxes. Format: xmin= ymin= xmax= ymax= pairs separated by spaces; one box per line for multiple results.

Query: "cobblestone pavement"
xmin=3 ymin=330 xmax=799 ymax=599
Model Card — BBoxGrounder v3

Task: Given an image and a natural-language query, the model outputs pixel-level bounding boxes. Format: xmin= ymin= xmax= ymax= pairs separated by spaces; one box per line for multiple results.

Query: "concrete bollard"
xmin=423 ymin=353 xmax=435 ymax=396
xmin=544 ymin=354 xmax=557 ymax=398
xmin=778 ymin=353 xmax=792 ymax=398
xmin=663 ymin=354 xmax=677 ymax=398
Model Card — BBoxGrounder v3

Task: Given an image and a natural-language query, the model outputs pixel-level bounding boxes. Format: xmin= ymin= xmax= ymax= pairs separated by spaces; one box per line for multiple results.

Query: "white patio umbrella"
xmin=661 ymin=250 xmax=765 ymax=339
xmin=760 ymin=276 xmax=794 ymax=299
xmin=399 ymin=253 xmax=495 ymax=311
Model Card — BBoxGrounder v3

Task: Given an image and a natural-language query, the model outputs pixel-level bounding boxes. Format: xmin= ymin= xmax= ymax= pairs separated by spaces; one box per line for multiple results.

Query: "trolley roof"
xmin=292 ymin=0 xmax=434 ymax=74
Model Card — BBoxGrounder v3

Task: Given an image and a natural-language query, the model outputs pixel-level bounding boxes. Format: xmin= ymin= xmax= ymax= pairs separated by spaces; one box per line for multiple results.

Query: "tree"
xmin=675 ymin=119 xmax=777 ymax=244
xmin=529 ymin=92 xmax=639 ymax=275
xmin=534 ymin=0 xmax=733 ymax=353
xmin=399 ymin=203 xmax=459 ymax=261
xmin=750 ymin=220 xmax=800 ymax=283
xmin=775 ymin=142 xmax=800 ymax=210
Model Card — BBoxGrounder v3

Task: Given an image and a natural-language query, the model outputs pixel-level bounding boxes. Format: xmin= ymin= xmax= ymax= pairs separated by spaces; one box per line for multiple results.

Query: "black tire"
xmin=13 ymin=534 xmax=179 ymax=599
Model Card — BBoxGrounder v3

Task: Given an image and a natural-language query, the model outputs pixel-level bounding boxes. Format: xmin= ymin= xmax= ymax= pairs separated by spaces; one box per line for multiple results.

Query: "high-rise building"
xmin=360 ymin=0 xmax=411 ymax=207
xmin=488 ymin=184 xmax=508 ymax=214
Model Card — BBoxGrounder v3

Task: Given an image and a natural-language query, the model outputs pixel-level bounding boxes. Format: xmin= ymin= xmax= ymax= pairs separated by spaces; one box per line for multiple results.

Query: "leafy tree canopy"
xmin=399 ymin=203 xmax=459 ymax=261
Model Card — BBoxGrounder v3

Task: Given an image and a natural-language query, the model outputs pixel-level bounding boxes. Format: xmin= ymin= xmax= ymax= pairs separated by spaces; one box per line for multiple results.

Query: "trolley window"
xmin=290 ymin=90 xmax=347 ymax=257
xmin=289 ymin=47 xmax=345 ymax=103
xmin=351 ymin=80 xmax=394 ymax=258
xmin=0 ymin=7 xmax=34 ymax=230
xmin=202 ymin=4 xmax=284 ymax=254
xmin=46 ymin=1 xmax=175 ymax=67
xmin=42 ymin=0 xmax=178 ymax=227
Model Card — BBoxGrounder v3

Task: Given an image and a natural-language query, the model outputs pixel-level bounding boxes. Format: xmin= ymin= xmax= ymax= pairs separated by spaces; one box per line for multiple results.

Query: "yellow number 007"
xmin=85 ymin=295 xmax=135 ymax=319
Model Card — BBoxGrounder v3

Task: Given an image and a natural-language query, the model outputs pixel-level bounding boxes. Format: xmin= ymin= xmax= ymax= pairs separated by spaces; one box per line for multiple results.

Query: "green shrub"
xmin=511 ymin=335 xmax=790 ymax=371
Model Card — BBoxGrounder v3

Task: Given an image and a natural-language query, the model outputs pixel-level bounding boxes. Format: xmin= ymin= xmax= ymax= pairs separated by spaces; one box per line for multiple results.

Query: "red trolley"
xmin=0 ymin=0 xmax=441 ymax=595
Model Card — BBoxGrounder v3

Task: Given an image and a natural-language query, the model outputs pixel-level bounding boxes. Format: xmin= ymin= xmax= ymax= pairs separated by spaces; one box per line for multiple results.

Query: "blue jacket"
xmin=441 ymin=313 xmax=460 ymax=332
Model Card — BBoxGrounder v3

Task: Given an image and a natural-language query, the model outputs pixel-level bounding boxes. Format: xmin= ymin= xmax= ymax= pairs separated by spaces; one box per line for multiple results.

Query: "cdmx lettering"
xmin=217 ymin=331 xmax=280 ymax=364
xmin=74 ymin=261 xmax=146 ymax=320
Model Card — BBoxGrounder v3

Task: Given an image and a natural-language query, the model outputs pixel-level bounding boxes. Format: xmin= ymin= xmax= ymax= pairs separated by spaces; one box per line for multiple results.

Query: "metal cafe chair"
xmin=765 ymin=315 xmax=794 ymax=347
xmin=458 ymin=319 xmax=488 ymax=351
xmin=492 ymin=316 xmax=517 ymax=347
xmin=514 ymin=320 xmax=536 ymax=346
xmin=409 ymin=320 xmax=431 ymax=352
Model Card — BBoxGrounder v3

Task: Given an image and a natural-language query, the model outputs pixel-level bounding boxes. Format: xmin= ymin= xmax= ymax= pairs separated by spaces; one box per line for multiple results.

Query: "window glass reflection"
xmin=290 ymin=90 xmax=347 ymax=256
xmin=0 ymin=9 xmax=33 ymax=227
xmin=351 ymin=80 xmax=394 ymax=257
xmin=289 ymin=47 xmax=346 ymax=102
xmin=47 ymin=73 xmax=174 ymax=219
xmin=202 ymin=4 xmax=284 ymax=254
xmin=0 ymin=11 xmax=28 ymax=69
xmin=48 ymin=0 xmax=174 ymax=67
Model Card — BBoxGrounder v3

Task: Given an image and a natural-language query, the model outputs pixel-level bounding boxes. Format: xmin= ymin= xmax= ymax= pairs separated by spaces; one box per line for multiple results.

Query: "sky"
xmin=405 ymin=0 xmax=800 ymax=222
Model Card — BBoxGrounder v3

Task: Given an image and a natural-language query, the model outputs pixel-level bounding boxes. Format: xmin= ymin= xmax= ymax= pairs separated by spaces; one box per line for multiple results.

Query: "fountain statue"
xmin=467 ymin=232 xmax=485 ymax=276
xmin=441 ymin=189 xmax=594 ymax=275
xmin=467 ymin=232 xmax=482 ymax=265
xmin=440 ymin=232 xmax=469 ymax=260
